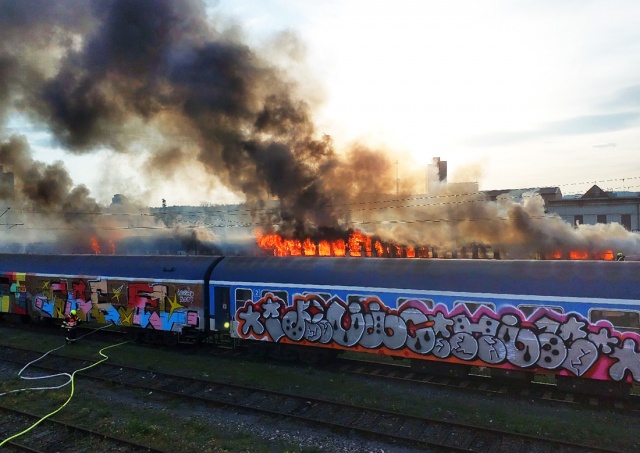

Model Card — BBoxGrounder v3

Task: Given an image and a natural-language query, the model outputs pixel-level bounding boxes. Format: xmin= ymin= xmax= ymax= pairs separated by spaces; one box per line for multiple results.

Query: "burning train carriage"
xmin=2 ymin=253 xmax=640 ymax=390
xmin=0 ymin=254 xmax=218 ymax=344
xmin=255 ymin=229 xmax=623 ymax=261
xmin=216 ymin=256 xmax=640 ymax=386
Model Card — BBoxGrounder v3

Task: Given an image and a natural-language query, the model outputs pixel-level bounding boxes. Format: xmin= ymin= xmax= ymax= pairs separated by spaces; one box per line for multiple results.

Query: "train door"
xmin=211 ymin=285 xmax=231 ymax=334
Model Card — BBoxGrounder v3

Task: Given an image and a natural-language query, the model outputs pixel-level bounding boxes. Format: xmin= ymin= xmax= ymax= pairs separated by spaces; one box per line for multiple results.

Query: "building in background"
xmin=426 ymin=157 xmax=447 ymax=194
xmin=0 ymin=165 xmax=14 ymax=199
xmin=546 ymin=185 xmax=640 ymax=231
xmin=485 ymin=187 xmax=563 ymax=204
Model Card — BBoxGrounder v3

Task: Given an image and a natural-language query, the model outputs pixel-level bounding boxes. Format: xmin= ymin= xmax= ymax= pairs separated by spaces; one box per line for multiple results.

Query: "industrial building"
xmin=546 ymin=184 xmax=640 ymax=231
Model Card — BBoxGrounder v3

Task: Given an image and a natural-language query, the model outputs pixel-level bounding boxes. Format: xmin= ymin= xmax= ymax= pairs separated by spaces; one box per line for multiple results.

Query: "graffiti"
xmin=177 ymin=289 xmax=195 ymax=305
xmin=235 ymin=291 xmax=640 ymax=383
xmin=0 ymin=273 xmax=28 ymax=314
xmin=1 ymin=273 xmax=201 ymax=332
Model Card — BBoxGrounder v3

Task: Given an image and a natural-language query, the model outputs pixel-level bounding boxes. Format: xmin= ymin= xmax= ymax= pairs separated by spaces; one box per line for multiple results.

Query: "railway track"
xmin=333 ymin=357 xmax=640 ymax=413
xmin=0 ymin=405 xmax=171 ymax=453
xmin=13 ymin=321 xmax=638 ymax=412
xmin=0 ymin=345 xmax=625 ymax=453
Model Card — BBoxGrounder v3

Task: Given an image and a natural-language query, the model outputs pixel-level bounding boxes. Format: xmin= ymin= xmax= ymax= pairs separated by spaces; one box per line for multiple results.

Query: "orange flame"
xmin=348 ymin=231 xmax=372 ymax=257
xmin=333 ymin=239 xmax=346 ymax=257
xmin=90 ymin=237 xmax=101 ymax=254
xmin=546 ymin=249 xmax=615 ymax=260
xmin=256 ymin=230 xmax=377 ymax=257
xmin=256 ymin=233 xmax=306 ymax=256
xmin=256 ymin=233 xmax=281 ymax=256
xmin=318 ymin=240 xmax=331 ymax=256
xmin=288 ymin=239 xmax=302 ymax=256
xmin=302 ymin=238 xmax=316 ymax=256
xmin=255 ymin=229 xmax=616 ymax=261
xmin=569 ymin=250 xmax=589 ymax=260
xmin=374 ymin=240 xmax=384 ymax=257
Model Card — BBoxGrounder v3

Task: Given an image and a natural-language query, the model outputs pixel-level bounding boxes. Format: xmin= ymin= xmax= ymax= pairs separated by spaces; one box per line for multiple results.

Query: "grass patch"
xmin=2 ymin=325 xmax=640 ymax=452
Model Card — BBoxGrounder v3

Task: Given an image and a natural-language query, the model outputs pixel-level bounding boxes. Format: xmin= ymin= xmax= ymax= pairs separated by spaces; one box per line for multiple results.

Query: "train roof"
xmin=2 ymin=254 xmax=639 ymax=301
xmin=211 ymin=256 xmax=640 ymax=301
xmin=0 ymin=254 xmax=221 ymax=281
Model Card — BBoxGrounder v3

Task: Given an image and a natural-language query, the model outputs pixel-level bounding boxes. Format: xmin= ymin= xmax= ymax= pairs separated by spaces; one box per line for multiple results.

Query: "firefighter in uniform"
xmin=617 ymin=252 xmax=626 ymax=261
xmin=63 ymin=309 xmax=79 ymax=344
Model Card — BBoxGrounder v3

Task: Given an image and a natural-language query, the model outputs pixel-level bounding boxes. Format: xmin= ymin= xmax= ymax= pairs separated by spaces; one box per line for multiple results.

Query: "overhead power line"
xmin=2 ymin=176 xmax=639 ymax=230
xmin=0 ymin=212 xmax=579 ymax=232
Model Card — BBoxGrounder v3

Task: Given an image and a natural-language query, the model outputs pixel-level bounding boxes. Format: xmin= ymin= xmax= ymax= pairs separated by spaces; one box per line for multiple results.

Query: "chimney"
xmin=426 ymin=157 xmax=447 ymax=194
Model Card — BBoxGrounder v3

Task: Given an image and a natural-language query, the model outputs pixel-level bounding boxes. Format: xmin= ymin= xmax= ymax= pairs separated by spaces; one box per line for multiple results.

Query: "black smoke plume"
xmin=2 ymin=0 xmax=639 ymax=258
xmin=0 ymin=0 xmax=402 ymax=238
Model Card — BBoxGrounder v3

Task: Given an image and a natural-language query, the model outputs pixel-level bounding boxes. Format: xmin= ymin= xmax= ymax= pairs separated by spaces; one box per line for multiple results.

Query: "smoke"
xmin=359 ymin=186 xmax=640 ymax=258
xmin=1 ymin=0 xmax=638 ymax=258
xmin=0 ymin=0 xmax=417 ymax=232
xmin=174 ymin=227 xmax=223 ymax=255
xmin=0 ymin=134 xmax=221 ymax=254
xmin=0 ymin=135 xmax=99 ymax=216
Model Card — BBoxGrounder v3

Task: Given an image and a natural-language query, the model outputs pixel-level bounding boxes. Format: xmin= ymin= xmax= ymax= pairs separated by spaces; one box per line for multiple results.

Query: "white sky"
xmin=11 ymin=0 xmax=640 ymax=205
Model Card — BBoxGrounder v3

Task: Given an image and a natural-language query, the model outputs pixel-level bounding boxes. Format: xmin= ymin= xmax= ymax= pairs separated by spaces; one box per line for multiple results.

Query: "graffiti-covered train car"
xmin=0 ymin=254 xmax=220 ymax=345
xmin=2 ymin=253 xmax=640 ymax=388
xmin=215 ymin=256 xmax=640 ymax=385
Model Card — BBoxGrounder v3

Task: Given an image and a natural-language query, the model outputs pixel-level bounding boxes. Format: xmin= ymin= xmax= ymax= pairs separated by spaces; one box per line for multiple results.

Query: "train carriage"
xmin=2 ymin=253 xmax=640 ymax=391
xmin=212 ymin=257 xmax=640 ymax=385
xmin=0 ymin=254 xmax=218 ymax=344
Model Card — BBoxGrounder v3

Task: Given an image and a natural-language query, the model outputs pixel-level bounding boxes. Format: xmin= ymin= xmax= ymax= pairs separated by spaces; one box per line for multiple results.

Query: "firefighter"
xmin=617 ymin=252 xmax=626 ymax=261
xmin=63 ymin=309 xmax=79 ymax=344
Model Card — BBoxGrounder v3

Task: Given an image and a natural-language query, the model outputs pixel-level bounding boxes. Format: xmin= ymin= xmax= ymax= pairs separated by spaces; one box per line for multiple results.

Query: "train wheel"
xmin=298 ymin=349 xmax=337 ymax=366
xmin=268 ymin=344 xmax=297 ymax=361
xmin=299 ymin=350 xmax=324 ymax=366
xmin=247 ymin=342 xmax=269 ymax=358
xmin=490 ymin=368 xmax=533 ymax=384
xmin=319 ymin=350 xmax=338 ymax=365
xmin=410 ymin=359 xmax=472 ymax=378
xmin=143 ymin=328 xmax=158 ymax=344
xmin=28 ymin=315 xmax=45 ymax=325
xmin=556 ymin=375 xmax=631 ymax=398
xmin=162 ymin=332 xmax=179 ymax=347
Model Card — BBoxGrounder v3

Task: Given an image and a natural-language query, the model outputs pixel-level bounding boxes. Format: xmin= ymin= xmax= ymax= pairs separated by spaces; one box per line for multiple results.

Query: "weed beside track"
xmin=1 ymin=325 xmax=638 ymax=452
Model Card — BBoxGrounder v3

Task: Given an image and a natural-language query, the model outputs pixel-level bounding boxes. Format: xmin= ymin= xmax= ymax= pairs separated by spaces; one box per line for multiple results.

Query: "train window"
xmin=517 ymin=305 xmax=564 ymax=318
xmin=590 ymin=309 xmax=640 ymax=331
xmin=397 ymin=297 xmax=433 ymax=310
xmin=261 ymin=290 xmax=288 ymax=304
xmin=347 ymin=295 xmax=374 ymax=305
xmin=453 ymin=301 xmax=496 ymax=314
xmin=303 ymin=292 xmax=331 ymax=302
xmin=235 ymin=289 xmax=252 ymax=303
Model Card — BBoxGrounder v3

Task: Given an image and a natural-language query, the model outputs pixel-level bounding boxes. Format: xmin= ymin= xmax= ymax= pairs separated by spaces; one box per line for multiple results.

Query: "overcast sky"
xmin=216 ymin=0 xmax=640 ymax=193
xmin=6 ymin=0 xmax=640 ymax=204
